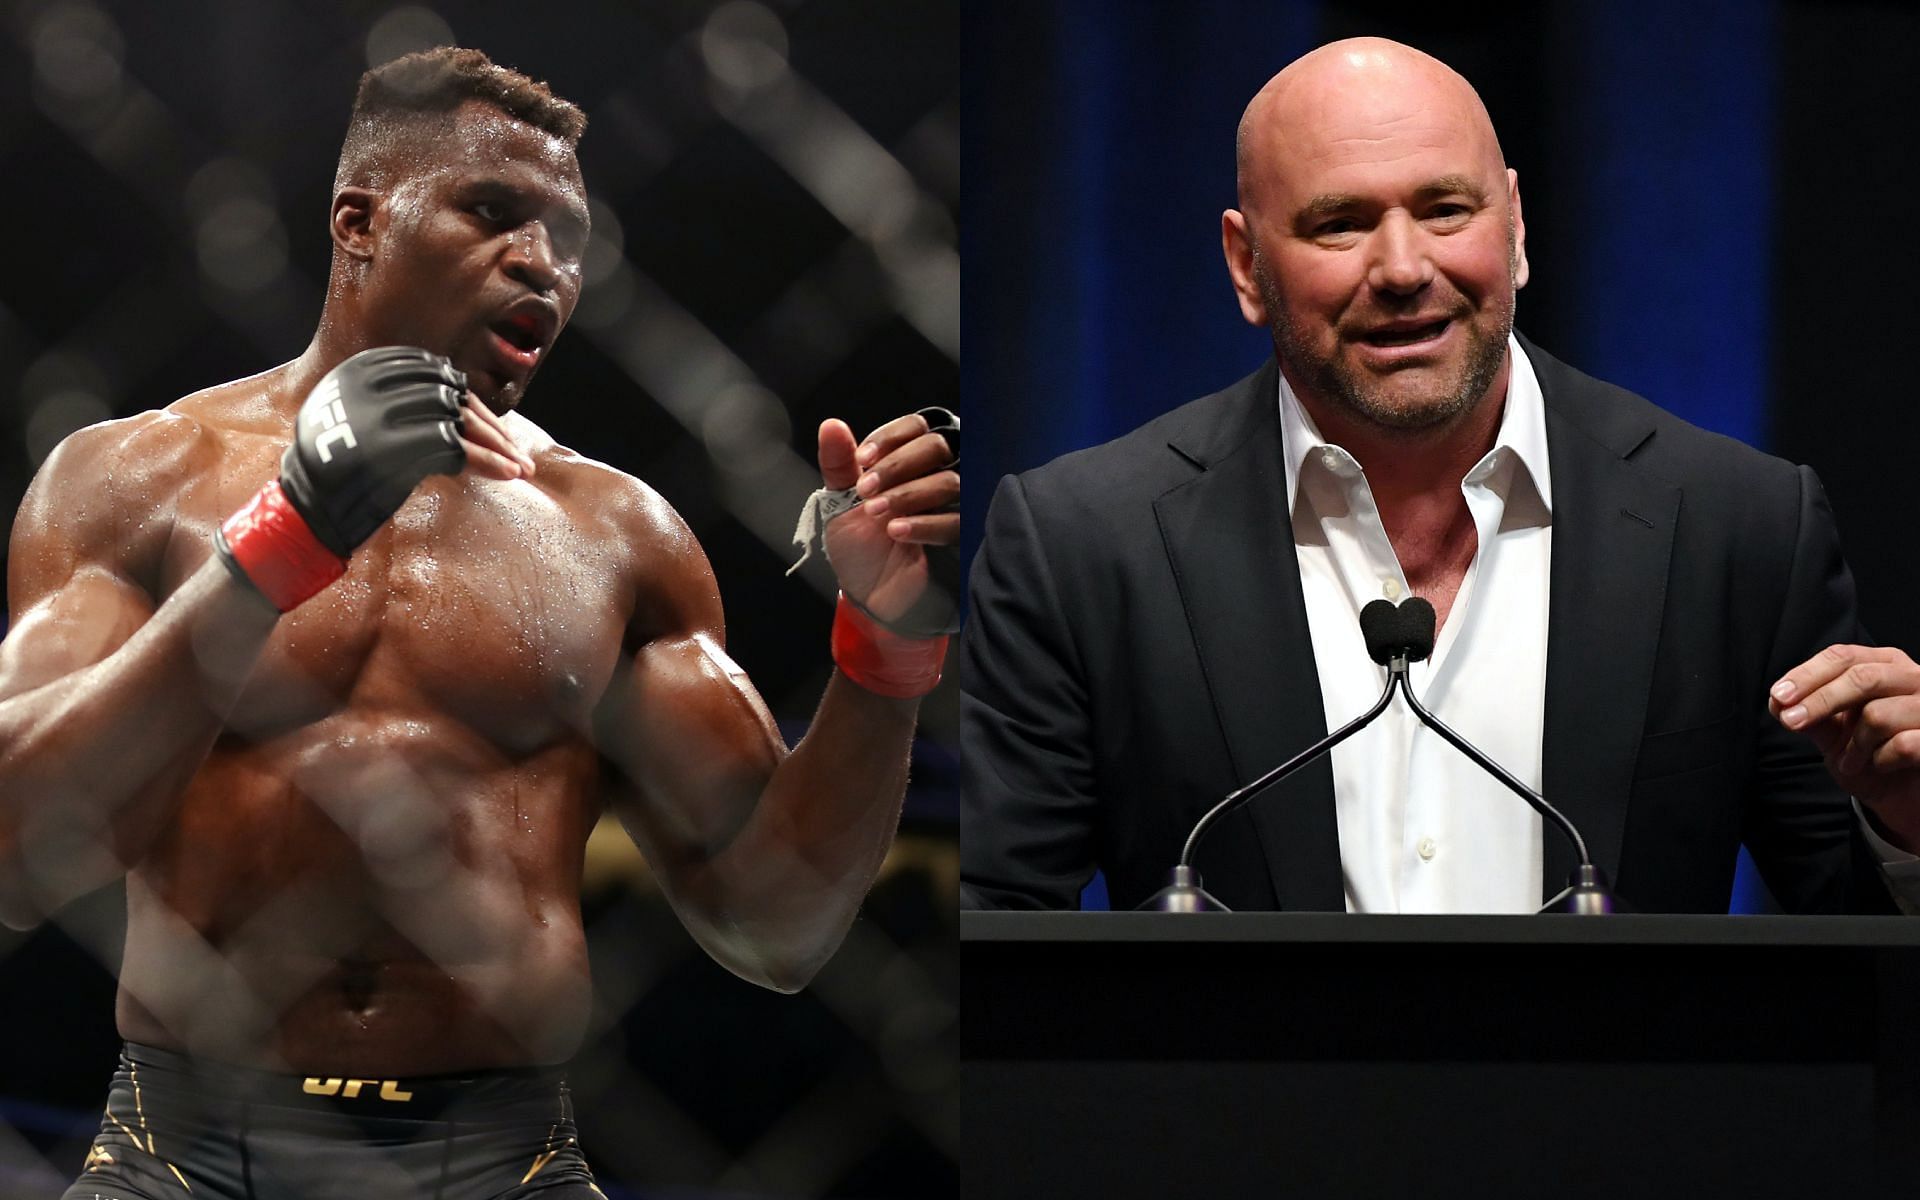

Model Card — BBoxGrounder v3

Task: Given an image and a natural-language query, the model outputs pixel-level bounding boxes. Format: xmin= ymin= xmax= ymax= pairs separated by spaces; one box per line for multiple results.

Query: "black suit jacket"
xmin=959 ymin=339 xmax=1894 ymax=913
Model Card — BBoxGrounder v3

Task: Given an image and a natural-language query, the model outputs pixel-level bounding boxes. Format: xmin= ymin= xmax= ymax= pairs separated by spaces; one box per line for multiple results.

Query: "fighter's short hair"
xmin=334 ymin=46 xmax=586 ymax=192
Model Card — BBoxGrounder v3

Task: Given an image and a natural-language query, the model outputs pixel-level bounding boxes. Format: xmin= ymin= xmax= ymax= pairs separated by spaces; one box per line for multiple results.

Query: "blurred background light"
xmin=700 ymin=1 xmax=790 ymax=97
xmin=29 ymin=1 xmax=123 ymax=109
xmin=188 ymin=158 xmax=290 ymax=294
xmin=364 ymin=4 xmax=456 ymax=70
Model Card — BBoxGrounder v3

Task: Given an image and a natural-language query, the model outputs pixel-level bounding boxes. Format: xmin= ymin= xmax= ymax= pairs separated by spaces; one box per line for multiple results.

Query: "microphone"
xmin=1141 ymin=596 xmax=1619 ymax=914
xmin=1363 ymin=597 xmax=1618 ymax=915
xmin=1359 ymin=596 xmax=1436 ymax=665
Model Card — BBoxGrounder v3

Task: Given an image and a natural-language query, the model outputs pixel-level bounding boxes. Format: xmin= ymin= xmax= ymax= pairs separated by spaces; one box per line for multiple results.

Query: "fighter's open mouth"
xmin=491 ymin=315 xmax=544 ymax=354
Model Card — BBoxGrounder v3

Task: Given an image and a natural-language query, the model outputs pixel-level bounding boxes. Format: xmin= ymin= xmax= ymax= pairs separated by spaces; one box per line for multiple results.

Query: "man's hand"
xmin=455 ymin=394 xmax=536 ymax=482
xmin=278 ymin=346 xmax=533 ymax=555
xmin=217 ymin=346 xmax=538 ymax=612
xmin=1772 ymin=644 xmax=1920 ymax=850
xmin=819 ymin=412 xmax=959 ymax=632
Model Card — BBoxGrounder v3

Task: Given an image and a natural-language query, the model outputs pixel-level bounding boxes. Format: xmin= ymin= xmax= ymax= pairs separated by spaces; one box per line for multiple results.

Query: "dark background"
xmin=0 ymin=0 xmax=956 ymax=1196
xmin=963 ymin=0 xmax=1920 ymax=913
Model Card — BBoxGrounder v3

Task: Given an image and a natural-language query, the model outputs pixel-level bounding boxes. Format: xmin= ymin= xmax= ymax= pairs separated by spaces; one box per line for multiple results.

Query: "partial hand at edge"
xmin=818 ymin=412 xmax=959 ymax=633
xmin=1772 ymin=643 xmax=1920 ymax=851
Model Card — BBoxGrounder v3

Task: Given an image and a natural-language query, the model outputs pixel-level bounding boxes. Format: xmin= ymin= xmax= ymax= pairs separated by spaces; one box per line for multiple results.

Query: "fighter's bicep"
xmin=0 ymin=565 xmax=157 ymax=701
xmin=596 ymin=631 xmax=786 ymax=865
xmin=2 ymin=418 xmax=182 ymax=701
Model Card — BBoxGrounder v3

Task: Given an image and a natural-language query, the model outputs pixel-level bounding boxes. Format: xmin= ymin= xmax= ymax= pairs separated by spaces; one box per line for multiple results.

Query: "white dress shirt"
xmin=1283 ymin=336 xmax=1919 ymax=914
xmin=1283 ymin=336 xmax=1554 ymax=914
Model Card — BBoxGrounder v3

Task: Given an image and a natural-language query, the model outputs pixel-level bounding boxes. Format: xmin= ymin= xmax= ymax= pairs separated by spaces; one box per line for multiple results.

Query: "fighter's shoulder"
xmin=10 ymin=406 xmax=219 ymax=588
xmin=24 ymin=406 xmax=215 ymax=519
xmin=520 ymin=431 xmax=718 ymax=628
xmin=518 ymin=420 xmax=698 ymax=549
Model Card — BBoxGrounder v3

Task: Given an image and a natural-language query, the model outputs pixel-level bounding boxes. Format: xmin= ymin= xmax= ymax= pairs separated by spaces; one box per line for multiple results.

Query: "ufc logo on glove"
xmin=304 ymin=377 xmax=358 ymax=464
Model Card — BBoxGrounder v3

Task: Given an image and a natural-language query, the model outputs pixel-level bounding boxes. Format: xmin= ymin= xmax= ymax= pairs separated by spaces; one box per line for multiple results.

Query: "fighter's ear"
xmin=1222 ymin=209 xmax=1269 ymax=327
xmin=331 ymin=187 xmax=378 ymax=262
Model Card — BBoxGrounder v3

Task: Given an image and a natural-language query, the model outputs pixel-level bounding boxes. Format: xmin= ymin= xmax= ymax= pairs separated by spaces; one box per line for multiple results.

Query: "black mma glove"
xmin=215 ymin=345 xmax=470 ymax=610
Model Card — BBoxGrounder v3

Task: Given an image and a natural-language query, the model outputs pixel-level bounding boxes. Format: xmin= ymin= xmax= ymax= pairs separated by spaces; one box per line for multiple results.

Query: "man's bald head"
xmin=1235 ymin=38 xmax=1505 ymax=214
xmin=1219 ymin=37 xmax=1527 ymax=440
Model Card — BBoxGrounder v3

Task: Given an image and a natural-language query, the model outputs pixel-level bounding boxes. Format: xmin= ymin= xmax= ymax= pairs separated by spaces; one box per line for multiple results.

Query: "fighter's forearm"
xmin=675 ymin=673 xmax=919 ymax=993
xmin=0 ymin=558 xmax=277 ymax=926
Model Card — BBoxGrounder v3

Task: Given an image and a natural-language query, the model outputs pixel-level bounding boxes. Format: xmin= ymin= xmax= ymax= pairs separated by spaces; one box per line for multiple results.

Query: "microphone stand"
xmin=1141 ymin=604 xmax=1620 ymax=914
xmin=1138 ymin=670 xmax=1398 ymax=913
xmin=1391 ymin=670 xmax=1618 ymax=914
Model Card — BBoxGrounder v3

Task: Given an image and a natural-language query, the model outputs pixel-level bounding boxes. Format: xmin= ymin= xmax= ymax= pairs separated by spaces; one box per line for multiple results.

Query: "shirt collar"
xmin=1277 ymin=333 xmax=1553 ymax=515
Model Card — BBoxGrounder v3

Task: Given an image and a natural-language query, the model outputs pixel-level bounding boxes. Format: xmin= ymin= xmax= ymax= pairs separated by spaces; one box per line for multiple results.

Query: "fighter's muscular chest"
xmin=160 ymin=435 xmax=631 ymax=751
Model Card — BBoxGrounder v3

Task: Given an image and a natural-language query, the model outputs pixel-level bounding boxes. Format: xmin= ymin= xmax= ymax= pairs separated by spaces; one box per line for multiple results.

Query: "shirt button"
xmin=1416 ymin=837 xmax=1437 ymax=861
xmin=1383 ymin=578 xmax=1402 ymax=600
xmin=1320 ymin=449 xmax=1339 ymax=470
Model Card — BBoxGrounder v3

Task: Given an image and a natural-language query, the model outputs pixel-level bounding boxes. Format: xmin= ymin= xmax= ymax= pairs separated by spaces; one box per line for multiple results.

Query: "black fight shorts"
xmin=61 ymin=1042 xmax=604 ymax=1199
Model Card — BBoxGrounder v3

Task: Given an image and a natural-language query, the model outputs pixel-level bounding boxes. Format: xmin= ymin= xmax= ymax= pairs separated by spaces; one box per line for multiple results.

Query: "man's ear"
xmin=1507 ymin=168 xmax=1529 ymax=291
xmin=331 ymin=187 xmax=378 ymax=262
xmin=1222 ymin=209 xmax=1269 ymax=328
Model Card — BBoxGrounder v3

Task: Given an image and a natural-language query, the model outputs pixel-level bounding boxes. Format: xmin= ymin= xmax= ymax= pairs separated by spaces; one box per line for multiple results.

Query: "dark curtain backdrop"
xmin=962 ymin=0 xmax=1920 ymax=912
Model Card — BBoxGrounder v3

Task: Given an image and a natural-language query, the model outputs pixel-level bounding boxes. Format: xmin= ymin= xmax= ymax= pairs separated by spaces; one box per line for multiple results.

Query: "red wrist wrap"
xmin=217 ymin=480 xmax=348 ymax=612
xmin=831 ymin=593 xmax=948 ymax=699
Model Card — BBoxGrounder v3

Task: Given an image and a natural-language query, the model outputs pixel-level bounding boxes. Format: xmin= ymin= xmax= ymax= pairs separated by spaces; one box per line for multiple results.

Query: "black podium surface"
xmin=962 ymin=912 xmax=1920 ymax=1200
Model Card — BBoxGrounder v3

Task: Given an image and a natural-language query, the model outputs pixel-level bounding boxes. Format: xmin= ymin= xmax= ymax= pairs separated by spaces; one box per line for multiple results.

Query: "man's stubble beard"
xmin=1254 ymin=235 xmax=1518 ymax=435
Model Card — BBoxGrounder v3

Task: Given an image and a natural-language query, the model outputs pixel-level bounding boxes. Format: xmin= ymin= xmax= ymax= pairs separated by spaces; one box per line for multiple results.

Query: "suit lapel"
xmin=1538 ymin=360 xmax=1678 ymax=903
xmin=1153 ymin=370 xmax=1345 ymax=911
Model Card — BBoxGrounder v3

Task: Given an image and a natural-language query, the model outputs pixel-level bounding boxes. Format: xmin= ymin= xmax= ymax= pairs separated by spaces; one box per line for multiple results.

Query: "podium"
xmin=962 ymin=912 xmax=1920 ymax=1200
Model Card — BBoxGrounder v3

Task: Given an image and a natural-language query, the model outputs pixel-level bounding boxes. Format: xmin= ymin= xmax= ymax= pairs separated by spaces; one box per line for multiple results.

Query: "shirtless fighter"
xmin=0 ymin=48 xmax=958 ymax=1199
